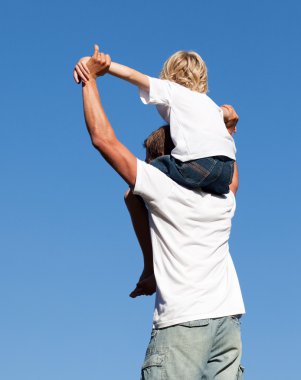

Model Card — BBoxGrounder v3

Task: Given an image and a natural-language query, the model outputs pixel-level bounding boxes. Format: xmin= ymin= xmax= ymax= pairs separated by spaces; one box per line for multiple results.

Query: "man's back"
xmin=134 ymin=160 xmax=245 ymax=328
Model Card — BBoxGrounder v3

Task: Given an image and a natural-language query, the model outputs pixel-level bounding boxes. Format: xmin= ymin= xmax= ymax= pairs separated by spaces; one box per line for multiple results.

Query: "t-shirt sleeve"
xmin=139 ymin=77 xmax=172 ymax=106
xmin=133 ymin=159 xmax=174 ymax=205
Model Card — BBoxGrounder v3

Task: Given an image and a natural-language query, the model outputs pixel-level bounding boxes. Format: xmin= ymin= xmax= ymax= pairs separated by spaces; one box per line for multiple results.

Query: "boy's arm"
xmin=108 ymin=62 xmax=150 ymax=92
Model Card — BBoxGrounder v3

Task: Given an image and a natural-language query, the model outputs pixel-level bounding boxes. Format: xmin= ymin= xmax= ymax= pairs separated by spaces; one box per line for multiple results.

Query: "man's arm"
xmin=220 ymin=104 xmax=239 ymax=194
xmin=81 ymin=51 xmax=137 ymax=187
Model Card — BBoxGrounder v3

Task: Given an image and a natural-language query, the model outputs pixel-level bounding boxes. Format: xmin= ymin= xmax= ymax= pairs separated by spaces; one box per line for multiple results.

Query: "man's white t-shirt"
xmin=140 ymin=77 xmax=236 ymax=162
xmin=134 ymin=159 xmax=245 ymax=328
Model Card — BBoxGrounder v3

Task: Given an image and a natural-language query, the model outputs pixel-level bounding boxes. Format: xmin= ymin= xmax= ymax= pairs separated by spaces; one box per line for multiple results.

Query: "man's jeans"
xmin=141 ymin=316 xmax=244 ymax=380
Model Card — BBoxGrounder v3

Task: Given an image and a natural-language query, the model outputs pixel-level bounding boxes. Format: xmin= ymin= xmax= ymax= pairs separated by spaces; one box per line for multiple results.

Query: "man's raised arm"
xmin=80 ymin=47 xmax=137 ymax=187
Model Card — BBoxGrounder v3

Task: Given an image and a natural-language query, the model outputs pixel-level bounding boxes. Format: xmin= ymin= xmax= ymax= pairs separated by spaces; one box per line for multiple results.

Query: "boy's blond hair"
xmin=160 ymin=51 xmax=208 ymax=93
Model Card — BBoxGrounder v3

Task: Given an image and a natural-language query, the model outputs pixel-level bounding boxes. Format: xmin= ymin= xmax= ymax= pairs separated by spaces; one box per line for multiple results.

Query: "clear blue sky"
xmin=1 ymin=1 xmax=300 ymax=379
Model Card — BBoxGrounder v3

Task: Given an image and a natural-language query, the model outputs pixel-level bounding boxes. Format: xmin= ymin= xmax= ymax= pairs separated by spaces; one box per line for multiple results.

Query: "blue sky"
xmin=1 ymin=0 xmax=300 ymax=379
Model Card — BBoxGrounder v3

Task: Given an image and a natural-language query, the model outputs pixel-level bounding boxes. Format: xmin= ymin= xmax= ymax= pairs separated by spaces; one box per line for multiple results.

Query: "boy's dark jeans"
xmin=151 ymin=155 xmax=234 ymax=195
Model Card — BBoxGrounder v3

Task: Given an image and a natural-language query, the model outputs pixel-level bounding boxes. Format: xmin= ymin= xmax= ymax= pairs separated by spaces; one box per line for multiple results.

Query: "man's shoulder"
xmin=133 ymin=159 xmax=174 ymax=204
xmin=136 ymin=159 xmax=175 ymax=187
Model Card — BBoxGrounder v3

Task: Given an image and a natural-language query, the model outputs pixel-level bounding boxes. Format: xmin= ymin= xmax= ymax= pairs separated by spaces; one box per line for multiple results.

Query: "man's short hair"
xmin=143 ymin=125 xmax=174 ymax=163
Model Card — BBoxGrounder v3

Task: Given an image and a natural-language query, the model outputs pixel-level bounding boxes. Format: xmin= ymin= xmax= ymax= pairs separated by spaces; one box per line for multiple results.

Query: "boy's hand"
xmin=73 ymin=45 xmax=111 ymax=84
xmin=87 ymin=44 xmax=111 ymax=79
xmin=220 ymin=104 xmax=239 ymax=136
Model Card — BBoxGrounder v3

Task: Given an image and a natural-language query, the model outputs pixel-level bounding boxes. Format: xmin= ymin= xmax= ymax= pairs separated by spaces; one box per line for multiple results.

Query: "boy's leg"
xmin=124 ymin=189 xmax=156 ymax=298
xmin=229 ymin=162 xmax=239 ymax=195
xmin=152 ymin=155 xmax=231 ymax=194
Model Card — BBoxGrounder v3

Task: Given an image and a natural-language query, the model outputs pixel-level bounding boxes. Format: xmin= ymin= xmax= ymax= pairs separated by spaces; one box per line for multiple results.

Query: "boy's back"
xmin=140 ymin=77 xmax=236 ymax=162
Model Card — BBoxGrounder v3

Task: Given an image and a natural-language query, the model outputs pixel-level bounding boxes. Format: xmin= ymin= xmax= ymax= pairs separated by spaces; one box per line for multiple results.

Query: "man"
xmin=74 ymin=47 xmax=245 ymax=379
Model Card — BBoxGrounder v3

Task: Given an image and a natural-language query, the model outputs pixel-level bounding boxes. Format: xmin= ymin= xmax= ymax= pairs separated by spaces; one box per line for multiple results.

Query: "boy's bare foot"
xmin=129 ymin=273 xmax=156 ymax=298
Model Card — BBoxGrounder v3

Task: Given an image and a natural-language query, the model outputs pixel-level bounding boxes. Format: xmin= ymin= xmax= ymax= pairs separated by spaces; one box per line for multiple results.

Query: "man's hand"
xmin=73 ymin=56 xmax=90 ymax=84
xmin=73 ymin=44 xmax=111 ymax=84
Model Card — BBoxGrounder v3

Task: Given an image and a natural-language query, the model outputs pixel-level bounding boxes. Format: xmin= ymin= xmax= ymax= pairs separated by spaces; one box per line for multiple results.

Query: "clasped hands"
xmin=73 ymin=44 xmax=111 ymax=84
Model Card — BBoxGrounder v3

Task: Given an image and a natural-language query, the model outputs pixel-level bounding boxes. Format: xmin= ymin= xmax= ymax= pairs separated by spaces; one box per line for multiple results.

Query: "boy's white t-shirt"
xmin=134 ymin=160 xmax=245 ymax=328
xmin=140 ymin=77 xmax=236 ymax=162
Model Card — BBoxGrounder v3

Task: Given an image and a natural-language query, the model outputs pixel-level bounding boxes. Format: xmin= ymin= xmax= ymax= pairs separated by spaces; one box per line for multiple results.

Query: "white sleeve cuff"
xmin=139 ymin=88 xmax=150 ymax=104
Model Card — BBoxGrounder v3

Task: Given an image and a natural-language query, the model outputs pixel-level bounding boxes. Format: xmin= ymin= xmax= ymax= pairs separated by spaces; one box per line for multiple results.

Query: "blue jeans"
xmin=141 ymin=316 xmax=244 ymax=380
xmin=151 ymin=155 xmax=234 ymax=195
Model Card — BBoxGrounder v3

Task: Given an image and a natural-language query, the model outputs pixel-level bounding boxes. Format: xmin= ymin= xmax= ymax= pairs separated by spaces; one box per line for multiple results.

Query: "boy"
xmin=74 ymin=46 xmax=238 ymax=195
